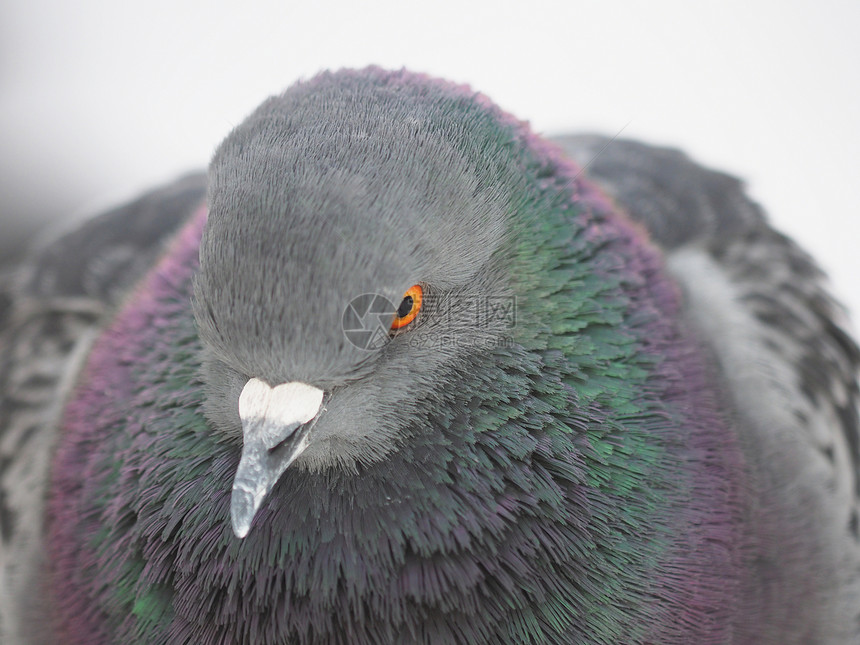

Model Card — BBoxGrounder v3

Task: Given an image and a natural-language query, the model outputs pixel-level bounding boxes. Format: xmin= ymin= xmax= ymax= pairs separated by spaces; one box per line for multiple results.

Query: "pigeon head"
xmin=192 ymin=69 xmax=524 ymax=536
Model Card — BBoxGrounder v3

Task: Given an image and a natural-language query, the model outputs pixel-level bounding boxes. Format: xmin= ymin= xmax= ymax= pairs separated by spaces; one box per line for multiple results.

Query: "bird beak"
xmin=230 ymin=378 xmax=325 ymax=538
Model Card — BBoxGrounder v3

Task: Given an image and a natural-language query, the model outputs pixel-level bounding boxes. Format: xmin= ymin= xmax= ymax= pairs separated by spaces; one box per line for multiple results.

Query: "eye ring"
xmin=391 ymin=284 xmax=423 ymax=330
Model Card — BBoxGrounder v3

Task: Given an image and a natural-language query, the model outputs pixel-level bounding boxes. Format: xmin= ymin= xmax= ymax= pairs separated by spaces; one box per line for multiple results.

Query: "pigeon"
xmin=1 ymin=67 xmax=859 ymax=644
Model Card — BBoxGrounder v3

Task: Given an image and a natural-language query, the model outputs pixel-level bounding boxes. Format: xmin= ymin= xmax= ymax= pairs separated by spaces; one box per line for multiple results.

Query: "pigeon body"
xmin=1 ymin=68 xmax=859 ymax=644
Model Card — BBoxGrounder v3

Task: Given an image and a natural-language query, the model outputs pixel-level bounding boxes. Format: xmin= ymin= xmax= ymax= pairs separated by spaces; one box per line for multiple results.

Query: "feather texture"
xmin=0 ymin=71 xmax=856 ymax=644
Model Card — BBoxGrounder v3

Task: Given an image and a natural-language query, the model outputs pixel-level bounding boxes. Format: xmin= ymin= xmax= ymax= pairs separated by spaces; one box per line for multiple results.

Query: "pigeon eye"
xmin=391 ymin=284 xmax=423 ymax=330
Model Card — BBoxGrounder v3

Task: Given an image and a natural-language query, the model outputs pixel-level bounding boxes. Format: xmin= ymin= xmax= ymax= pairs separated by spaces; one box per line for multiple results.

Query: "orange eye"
xmin=391 ymin=284 xmax=423 ymax=330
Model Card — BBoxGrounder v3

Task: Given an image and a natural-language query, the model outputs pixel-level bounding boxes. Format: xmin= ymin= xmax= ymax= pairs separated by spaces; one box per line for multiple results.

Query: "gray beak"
xmin=231 ymin=378 xmax=325 ymax=538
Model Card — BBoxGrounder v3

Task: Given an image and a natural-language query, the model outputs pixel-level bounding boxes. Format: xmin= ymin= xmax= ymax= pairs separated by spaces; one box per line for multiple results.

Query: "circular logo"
xmin=342 ymin=293 xmax=396 ymax=350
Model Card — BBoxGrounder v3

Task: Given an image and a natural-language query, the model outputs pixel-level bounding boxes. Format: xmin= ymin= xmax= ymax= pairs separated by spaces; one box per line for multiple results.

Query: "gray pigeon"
xmin=1 ymin=67 xmax=858 ymax=644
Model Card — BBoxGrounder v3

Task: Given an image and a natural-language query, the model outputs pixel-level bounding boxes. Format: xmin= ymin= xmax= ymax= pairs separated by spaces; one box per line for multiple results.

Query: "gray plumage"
xmin=557 ymin=134 xmax=860 ymax=640
xmin=0 ymin=72 xmax=858 ymax=644
xmin=0 ymin=173 xmax=205 ymax=643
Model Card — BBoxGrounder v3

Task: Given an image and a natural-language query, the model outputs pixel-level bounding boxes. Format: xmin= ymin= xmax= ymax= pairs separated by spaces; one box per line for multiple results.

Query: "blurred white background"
xmin=1 ymin=1 xmax=858 ymax=315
